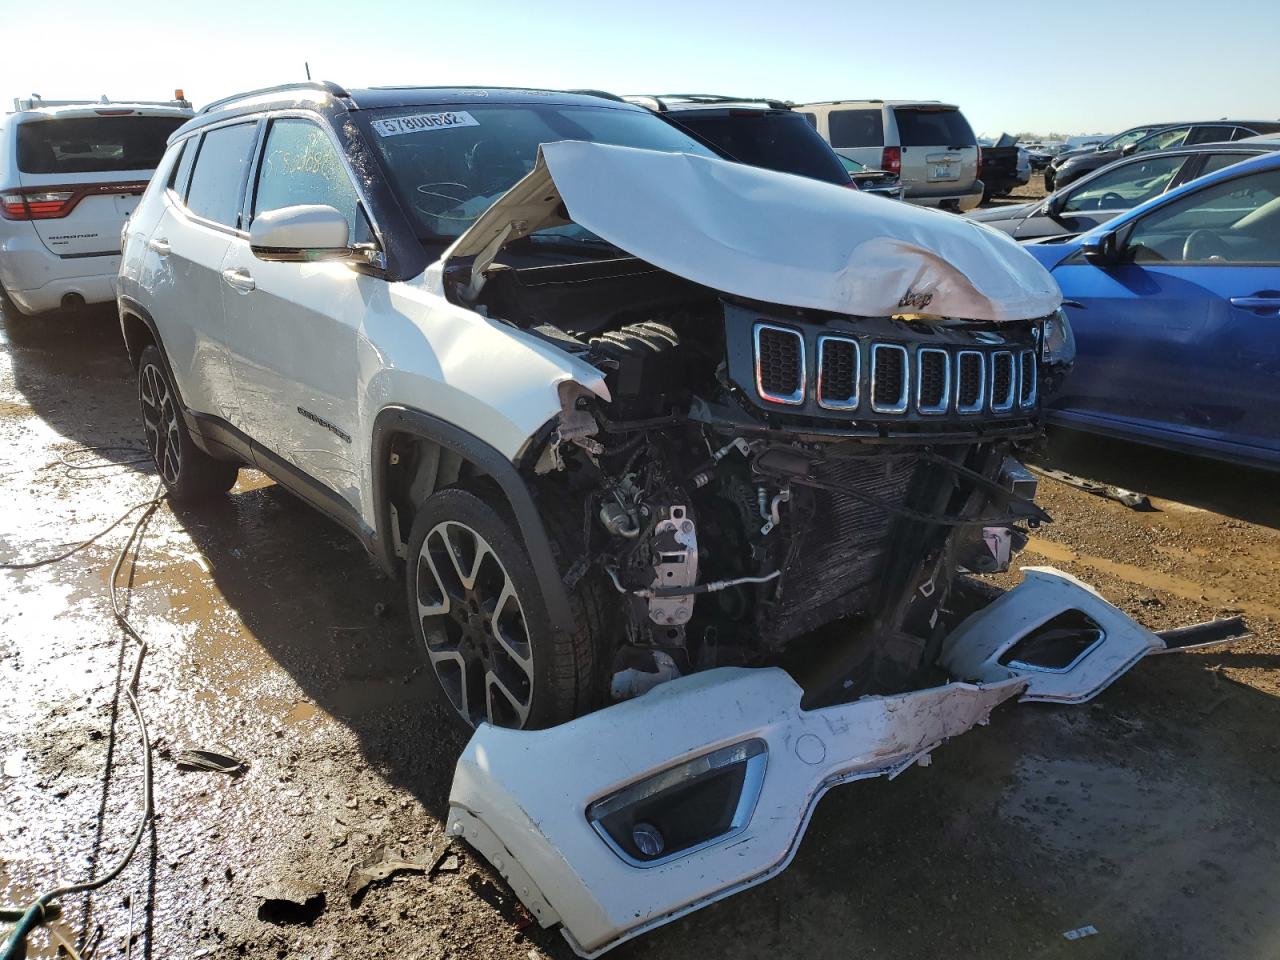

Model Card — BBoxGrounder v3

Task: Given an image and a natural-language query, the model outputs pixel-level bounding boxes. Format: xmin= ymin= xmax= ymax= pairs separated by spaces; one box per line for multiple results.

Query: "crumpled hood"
xmin=443 ymin=140 xmax=1061 ymax=323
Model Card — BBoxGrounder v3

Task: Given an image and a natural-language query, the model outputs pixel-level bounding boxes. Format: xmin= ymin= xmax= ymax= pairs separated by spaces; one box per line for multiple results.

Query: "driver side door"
xmin=1051 ymin=165 xmax=1280 ymax=460
xmin=221 ymin=116 xmax=380 ymax=513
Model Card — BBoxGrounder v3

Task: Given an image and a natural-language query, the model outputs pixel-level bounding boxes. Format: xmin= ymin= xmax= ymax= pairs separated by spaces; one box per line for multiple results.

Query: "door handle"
xmin=1229 ymin=295 xmax=1280 ymax=313
xmin=148 ymin=237 xmax=170 ymax=255
xmin=221 ymin=268 xmax=255 ymax=293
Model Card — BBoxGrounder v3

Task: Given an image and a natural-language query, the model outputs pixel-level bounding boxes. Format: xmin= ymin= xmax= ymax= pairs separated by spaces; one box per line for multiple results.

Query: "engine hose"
xmin=1 ymin=480 xmax=163 ymax=960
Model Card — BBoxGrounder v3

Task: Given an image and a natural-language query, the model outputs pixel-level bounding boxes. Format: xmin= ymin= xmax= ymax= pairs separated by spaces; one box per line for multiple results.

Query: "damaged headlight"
xmin=586 ymin=739 xmax=768 ymax=867
xmin=1042 ymin=307 xmax=1076 ymax=367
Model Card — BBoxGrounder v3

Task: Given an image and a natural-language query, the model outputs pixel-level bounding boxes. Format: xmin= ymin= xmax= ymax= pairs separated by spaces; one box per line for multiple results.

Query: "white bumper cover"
xmin=447 ymin=567 xmax=1170 ymax=956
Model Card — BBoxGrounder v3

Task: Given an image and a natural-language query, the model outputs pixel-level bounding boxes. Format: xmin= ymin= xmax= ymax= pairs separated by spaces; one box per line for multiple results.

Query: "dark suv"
xmin=625 ymin=94 xmax=902 ymax=198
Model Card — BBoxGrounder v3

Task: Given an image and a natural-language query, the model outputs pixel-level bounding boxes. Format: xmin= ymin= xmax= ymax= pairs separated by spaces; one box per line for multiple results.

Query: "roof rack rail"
xmin=13 ymin=94 xmax=193 ymax=112
xmin=633 ymin=93 xmax=796 ymax=111
xmin=199 ymin=80 xmax=350 ymax=115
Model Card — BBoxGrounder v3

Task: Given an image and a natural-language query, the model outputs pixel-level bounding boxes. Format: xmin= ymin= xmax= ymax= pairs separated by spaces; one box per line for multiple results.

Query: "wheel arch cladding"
xmin=120 ymin=308 xmax=158 ymax=370
xmin=371 ymin=405 xmax=575 ymax=636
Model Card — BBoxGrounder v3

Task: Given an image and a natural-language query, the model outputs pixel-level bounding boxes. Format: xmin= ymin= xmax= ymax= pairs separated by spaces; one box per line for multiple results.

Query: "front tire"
xmin=406 ymin=488 xmax=598 ymax=731
xmin=137 ymin=344 xmax=238 ymax=501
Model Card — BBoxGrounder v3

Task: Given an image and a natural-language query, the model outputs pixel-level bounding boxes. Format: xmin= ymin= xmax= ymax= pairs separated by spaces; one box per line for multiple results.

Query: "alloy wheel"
xmin=139 ymin=362 xmax=180 ymax=486
xmin=415 ymin=520 xmax=535 ymax=728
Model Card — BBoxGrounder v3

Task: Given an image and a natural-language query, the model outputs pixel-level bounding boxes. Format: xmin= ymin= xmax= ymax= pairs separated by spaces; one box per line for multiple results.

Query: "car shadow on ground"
xmin=1040 ymin=426 xmax=1280 ymax=529
xmin=1 ymin=303 xmax=151 ymax=470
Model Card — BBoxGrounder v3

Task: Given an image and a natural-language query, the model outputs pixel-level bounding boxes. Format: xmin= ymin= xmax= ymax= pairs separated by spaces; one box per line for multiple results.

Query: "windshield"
xmin=367 ymin=102 xmax=715 ymax=242
xmin=670 ymin=111 xmax=849 ymax=185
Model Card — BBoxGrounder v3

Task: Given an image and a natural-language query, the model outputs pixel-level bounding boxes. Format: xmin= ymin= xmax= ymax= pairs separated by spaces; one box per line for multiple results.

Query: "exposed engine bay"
xmin=449 ymin=251 xmax=1070 ymax=705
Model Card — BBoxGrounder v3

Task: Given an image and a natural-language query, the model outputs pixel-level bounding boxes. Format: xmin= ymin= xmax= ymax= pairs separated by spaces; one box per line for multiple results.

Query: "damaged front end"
xmin=431 ymin=142 xmax=1178 ymax=952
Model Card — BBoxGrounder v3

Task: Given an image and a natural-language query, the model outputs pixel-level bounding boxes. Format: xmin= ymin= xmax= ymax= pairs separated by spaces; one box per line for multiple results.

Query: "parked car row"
xmin=1045 ymin=119 xmax=1280 ymax=190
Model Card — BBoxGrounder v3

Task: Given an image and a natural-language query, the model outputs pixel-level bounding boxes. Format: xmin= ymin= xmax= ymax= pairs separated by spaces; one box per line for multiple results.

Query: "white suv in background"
xmin=797 ymin=100 xmax=983 ymax=211
xmin=0 ymin=94 xmax=192 ymax=314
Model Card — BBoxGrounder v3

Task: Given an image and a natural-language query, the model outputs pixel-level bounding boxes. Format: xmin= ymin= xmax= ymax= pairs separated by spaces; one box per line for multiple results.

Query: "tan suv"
xmin=797 ymin=99 xmax=982 ymax=211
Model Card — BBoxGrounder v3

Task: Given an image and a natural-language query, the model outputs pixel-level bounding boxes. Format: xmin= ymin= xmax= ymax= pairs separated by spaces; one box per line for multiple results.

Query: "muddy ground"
xmin=2 ymin=296 xmax=1278 ymax=960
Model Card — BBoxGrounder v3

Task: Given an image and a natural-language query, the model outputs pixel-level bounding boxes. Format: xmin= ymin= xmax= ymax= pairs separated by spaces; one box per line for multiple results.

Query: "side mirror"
xmin=1042 ymin=192 xmax=1063 ymax=218
xmin=1119 ymin=143 xmax=1138 ymax=157
xmin=250 ymin=204 xmax=351 ymax=262
xmin=1080 ymin=229 xmax=1120 ymax=267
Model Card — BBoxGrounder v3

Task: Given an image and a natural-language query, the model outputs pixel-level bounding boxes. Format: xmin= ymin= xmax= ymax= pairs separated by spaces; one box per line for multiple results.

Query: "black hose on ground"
xmin=0 ymin=479 xmax=163 ymax=960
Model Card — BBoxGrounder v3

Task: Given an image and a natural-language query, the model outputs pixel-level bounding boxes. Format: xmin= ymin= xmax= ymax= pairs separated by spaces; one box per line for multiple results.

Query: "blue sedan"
xmin=1024 ymin=151 xmax=1280 ymax=470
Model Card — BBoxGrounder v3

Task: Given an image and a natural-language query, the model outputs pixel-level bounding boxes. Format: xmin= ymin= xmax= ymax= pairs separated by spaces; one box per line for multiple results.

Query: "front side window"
xmin=252 ymin=119 xmax=370 ymax=243
xmin=185 ymin=122 xmax=258 ymax=228
xmin=367 ymin=103 xmax=714 ymax=242
xmin=16 ymin=116 xmax=186 ymax=174
xmin=828 ymin=109 xmax=884 ymax=149
xmin=1135 ymin=126 xmax=1190 ymax=153
xmin=1103 ymin=126 xmax=1159 ymax=149
xmin=1059 ymin=154 xmax=1187 ymax=214
xmin=892 ymin=108 xmax=975 ymax=147
xmin=1126 ymin=168 xmax=1280 ymax=264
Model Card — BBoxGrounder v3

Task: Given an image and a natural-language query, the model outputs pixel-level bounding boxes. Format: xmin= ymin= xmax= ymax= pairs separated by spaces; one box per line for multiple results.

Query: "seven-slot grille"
xmin=754 ymin=324 xmax=805 ymax=405
xmin=751 ymin=322 xmax=1036 ymax=416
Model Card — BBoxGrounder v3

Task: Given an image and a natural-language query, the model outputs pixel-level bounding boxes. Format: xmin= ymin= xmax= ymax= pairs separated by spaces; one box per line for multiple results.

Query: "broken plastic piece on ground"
xmin=448 ymin=667 xmax=1025 ymax=957
xmin=254 ymin=879 xmax=325 ymax=925
xmin=447 ymin=564 xmax=1190 ymax=956
xmin=345 ymin=847 xmax=430 ymax=903
xmin=940 ymin=567 xmax=1164 ymax=703
xmin=174 ymin=748 xmax=246 ymax=775
xmin=1063 ymin=924 xmax=1099 ymax=940
xmin=1033 ymin=466 xmax=1153 ymax=511
xmin=1154 ymin=616 xmax=1249 ymax=653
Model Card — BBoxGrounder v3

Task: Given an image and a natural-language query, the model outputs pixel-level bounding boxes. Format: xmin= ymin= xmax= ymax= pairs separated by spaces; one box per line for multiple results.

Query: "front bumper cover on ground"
xmin=445 ymin=567 xmax=1195 ymax=956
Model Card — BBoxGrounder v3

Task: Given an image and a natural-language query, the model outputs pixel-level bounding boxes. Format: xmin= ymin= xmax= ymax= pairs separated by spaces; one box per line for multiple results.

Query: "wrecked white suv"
xmin=119 ymin=83 xmax=1223 ymax=955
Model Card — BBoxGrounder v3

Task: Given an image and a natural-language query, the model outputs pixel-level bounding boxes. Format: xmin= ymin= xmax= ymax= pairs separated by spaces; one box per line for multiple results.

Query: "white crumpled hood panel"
xmin=444 ymin=140 xmax=1061 ymax=323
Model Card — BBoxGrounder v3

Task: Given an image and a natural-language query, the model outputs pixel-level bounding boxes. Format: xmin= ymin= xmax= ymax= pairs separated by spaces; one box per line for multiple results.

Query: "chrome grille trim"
xmin=753 ymin=322 xmax=805 ymax=406
xmin=990 ymin=350 xmax=1016 ymax=412
xmin=955 ymin=349 xmax=986 ymax=414
xmin=1019 ymin=349 xmax=1038 ymax=408
xmin=816 ymin=335 xmax=860 ymax=410
xmin=870 ymin=343 xmax=909 ymax=414
xmin=915 ymin=347 xmax=952 ymax=415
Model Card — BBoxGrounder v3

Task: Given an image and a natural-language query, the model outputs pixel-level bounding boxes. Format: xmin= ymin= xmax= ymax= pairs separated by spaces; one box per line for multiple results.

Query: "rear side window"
xmin=16 ymin=116 xmax=186 ymax=174
xmin=168 ymin=138 xmax=197 ymax=195
xmin=893 ymin=108 xmax=975 ymax=147
xmin=828 ymin=109 xmax=883 ymax=148
xmin=252 ymin=119 xmax=371 ymax=242
xmin=185 ymin=123 xmax=258 ymax=228
xmin=672 ymin=111 xmax=849 ymax=185
xmin=1186 ymin=125 xmax=1235 ymax=146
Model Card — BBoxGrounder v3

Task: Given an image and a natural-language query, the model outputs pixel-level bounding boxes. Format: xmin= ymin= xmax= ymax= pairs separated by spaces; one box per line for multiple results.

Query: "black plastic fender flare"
xmin=371 ymin=405 xmax=574 ymax=637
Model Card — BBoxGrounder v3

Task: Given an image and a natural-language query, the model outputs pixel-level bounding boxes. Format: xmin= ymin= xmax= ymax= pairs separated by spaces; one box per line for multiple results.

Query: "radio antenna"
xmin=304 ymin=62 xmax=312 ymax=80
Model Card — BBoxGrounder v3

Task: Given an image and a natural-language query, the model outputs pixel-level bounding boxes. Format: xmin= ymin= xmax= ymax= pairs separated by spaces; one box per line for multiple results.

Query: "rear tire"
xmin=405 ymin=487 xmax=602 ymax=731
xmin=137 ymin=344 xmax=238 ymax=501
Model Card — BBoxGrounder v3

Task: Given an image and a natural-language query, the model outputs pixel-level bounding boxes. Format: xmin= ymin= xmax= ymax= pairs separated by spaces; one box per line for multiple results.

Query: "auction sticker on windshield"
xmin=371 ymin=111 xmax=480 ymax=137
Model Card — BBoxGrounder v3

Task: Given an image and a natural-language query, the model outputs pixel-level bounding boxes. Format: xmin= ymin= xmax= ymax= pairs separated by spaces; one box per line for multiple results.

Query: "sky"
xmin=3 ymin=0 xmax=1277 ymax=137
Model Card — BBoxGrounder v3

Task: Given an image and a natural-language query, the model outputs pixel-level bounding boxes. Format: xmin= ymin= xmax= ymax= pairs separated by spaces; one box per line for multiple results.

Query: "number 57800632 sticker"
xmin=371 ymin=111 xmax=480 ymax=137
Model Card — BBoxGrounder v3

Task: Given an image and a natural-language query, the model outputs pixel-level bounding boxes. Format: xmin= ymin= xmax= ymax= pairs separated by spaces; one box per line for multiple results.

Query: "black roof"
xmin=199 ymin=81 xmax=637 ymax=115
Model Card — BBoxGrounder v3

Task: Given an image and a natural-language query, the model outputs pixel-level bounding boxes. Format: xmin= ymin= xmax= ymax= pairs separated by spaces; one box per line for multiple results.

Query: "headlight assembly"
xmin=1042 ymin=307 xmax=1077 ymax=367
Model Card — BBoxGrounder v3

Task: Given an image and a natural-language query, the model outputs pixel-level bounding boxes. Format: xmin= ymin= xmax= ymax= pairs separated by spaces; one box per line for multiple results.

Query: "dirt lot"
xmin=2 ymin=301 xmax=1279 ymax=960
